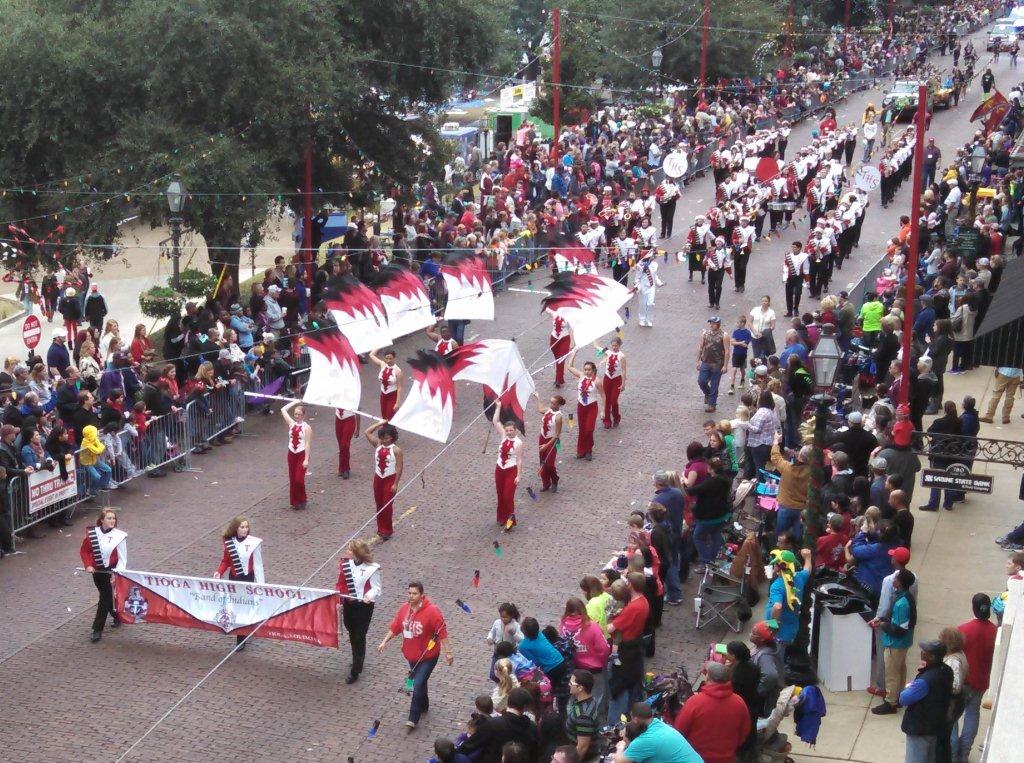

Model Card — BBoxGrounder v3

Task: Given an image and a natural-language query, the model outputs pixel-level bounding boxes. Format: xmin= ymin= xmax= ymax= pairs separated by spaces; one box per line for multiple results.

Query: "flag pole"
xmin=242 ymin=391 xmax=384 ymax=422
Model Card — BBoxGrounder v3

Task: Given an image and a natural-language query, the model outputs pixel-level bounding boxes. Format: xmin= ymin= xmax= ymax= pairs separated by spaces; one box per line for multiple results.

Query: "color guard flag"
xmin=324 ymin=275 xmax=392 ymax=354
xmin=541 ymin=272 xmax=632 ymax=347
xmin=303 ymin=325 xmax=362 ymax=411
xmin=388 ymin=351 xmax=457 ymax=443
xmin=452 ymin=340 xmax=535 ymax=431
xmin=970 ymin=90 xmax=1009 ymax=123
xmin=441 ymin=252 xmax=494 ymax=321
xmin=550 ymin=242 xmax=598 ymax=274
xmin=371 ymin=264 xmax=435 ymax=340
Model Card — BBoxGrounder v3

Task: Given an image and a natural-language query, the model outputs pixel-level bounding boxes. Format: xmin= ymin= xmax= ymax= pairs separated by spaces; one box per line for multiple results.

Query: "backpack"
xmin=552 ymin=629 xmax=578 ymax=664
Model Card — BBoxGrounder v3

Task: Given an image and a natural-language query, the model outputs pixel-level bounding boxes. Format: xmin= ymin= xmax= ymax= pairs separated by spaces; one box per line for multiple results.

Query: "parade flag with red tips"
xmin=323 ymin=275 xmax=392 ymax=354
xmin=550 ymin=242 xmax=598 ymax=274
xmin=371 ymin=264 xmax=435 ymax=340
xmin=541 ymin=272 xmax=631 ymax=347
xmin=451 ymin=340 xmax=535 ymax=429
xmin=441 ymin=252 xmax=494 ymax=321
xmin=389 ymin=351 xmax=457 ymax=443
xmin=303 ymin=325 xmax=362 ymax=411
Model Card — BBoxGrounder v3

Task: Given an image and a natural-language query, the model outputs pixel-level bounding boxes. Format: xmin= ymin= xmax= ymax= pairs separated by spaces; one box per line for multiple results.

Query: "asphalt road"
xmin=0 ymin=25 xmax=1010 ymax=763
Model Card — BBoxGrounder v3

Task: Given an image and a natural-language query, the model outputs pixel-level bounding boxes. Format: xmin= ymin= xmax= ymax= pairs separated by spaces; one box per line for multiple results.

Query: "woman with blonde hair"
xmin=336 ymin=539 xmax=381 ymax=683
xmin=213 ymin=516 xmax=264 ymax=650
xmin=99 ymin=319 xmax=120 ymax=363
xmin=491 ymin=658 xmax=520 ymax=712
xmin=77 ymin=339 xmax=102 ymax=389
xmin=939 ymin=625 xmax=969 ymax=762
xmin=79 ymin=508 xmax=126 ymax=642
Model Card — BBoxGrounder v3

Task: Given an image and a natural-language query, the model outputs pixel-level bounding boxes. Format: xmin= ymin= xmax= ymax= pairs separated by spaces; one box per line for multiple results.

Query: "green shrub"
xmin=139 ymin=286 xmax=184 ymax=321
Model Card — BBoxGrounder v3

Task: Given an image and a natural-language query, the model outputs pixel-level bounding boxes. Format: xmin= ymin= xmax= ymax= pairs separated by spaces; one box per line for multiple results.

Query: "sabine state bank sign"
xmin=921 ymin=463 xmax=994 ymax=495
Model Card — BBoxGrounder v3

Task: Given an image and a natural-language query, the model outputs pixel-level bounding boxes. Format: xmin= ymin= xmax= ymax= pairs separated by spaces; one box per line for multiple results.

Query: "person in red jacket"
xmin=674 ymin=661 xmax=751 ymax=763
xmin=80 ymin=508 xmax=127 ymax=643
xmin=952 ymin=593 xmax=998 ymax=761
xmin=377 ymin=581 xmax=452 ymax=730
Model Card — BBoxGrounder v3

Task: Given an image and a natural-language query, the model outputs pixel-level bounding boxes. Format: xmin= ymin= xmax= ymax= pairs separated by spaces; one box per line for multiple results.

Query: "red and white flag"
xmin=112 ymin=569 xmax=340 ymax=648
xmin=388 ymin=340 xmax=535 ymax=442
xmin=303 ymin=325 xmax=362 ymax=411
xmin=324 ymin=275 xmax=392 ymax=354
xmin=541 ymin=272 xmax=631 ymax=347
xmin=371 ymin=264 xmax=435 ymax=340
xmin=442 ymin=252 xmax=494 ymax=321
xmin=388 ymin=350 xmax=458 ymax=443
xmin=550 ymin=242 xmax=598 ymax=274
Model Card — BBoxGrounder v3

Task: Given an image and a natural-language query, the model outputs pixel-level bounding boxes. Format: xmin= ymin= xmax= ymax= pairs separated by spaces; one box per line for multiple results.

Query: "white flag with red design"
xmin=388 ymin=350 xmax=458 ymax=443
xmin=441 ymin=252 xmax=494 ymax=321
xmin=541 ymin=272 xmax=632 ymax=347
xmin=324 ymin=275 xmax=392 ymax=354
xmin=388 ymin=340 xmax=535 ymax=442
xmin=302 ymin=325 xmax=362 ymax=410
xmin=550 ymin=242 xmax=598 ymax=274
xmin=371 ymin=264 xmax=435 ymax=340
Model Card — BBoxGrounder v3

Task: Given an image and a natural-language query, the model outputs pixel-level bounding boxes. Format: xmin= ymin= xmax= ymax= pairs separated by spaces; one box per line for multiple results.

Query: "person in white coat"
xmin=632 ymin=250 xmax=665 ymax=327
xmin=337 ymin=539 xmax=383 ymax=683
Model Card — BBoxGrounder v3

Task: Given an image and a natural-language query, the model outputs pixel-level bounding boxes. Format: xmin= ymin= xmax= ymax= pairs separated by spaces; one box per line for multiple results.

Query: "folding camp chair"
xmin=694 ymin=558 xmax=748 ymax=632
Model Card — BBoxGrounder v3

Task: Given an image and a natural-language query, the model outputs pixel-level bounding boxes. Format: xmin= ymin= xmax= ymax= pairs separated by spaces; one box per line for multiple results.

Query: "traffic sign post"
xmin=22 ymin=315 xmax=41 ymax=350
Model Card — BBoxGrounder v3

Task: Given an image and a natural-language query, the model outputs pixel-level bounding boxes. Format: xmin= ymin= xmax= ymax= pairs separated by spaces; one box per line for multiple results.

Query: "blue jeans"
xmin=664 ymin=543 xmax=683 ymax=601
xmin=751 ymin=444 xmax=772 ymax=475
xmin=693 ymin=522 xmax=724 ymax=564
xmin=608 ymin=683 xmax=642 ymax=727
xmin=904 ymin=734 xmax=937 ymax=763
xmin=697 ymin=363 xmax=723 ymax=408
xmin=776 ymin=505 xmax=803 ymax=543
xmin=927 ymin=487 xmax=955 ymax=510
xmin=951 ymin=686 xmax=982 ymax=761
xmin=407 ymin=656 xmax=438 ymax=724
xmin=83 ymin=461 xmax=112 ymax=493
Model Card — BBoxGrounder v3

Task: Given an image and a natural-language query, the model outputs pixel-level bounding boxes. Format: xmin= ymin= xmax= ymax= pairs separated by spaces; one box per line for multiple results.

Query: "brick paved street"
xmin=0 ymin=33 xmax=998 ymax=762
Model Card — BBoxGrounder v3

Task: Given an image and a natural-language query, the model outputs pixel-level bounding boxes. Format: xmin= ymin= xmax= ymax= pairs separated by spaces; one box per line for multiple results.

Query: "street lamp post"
xmin=165 ymin=173 xmax=187 ymax=291
xmin=805 ymin=324 xmax=841 ymax=551
xmin=652 ymin=47 xmax=664 ymax=98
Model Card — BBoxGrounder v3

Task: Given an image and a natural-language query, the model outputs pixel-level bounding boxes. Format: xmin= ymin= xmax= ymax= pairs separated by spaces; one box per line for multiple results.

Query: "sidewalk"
xmin=781 ymin=367 xmax=1016 ymax=763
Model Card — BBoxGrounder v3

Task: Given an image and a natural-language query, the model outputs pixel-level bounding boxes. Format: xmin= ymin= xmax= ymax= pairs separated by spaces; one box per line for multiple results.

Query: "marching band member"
xmin=369 ymin=348 xmax=403 ymax=421
xmin=686 ymin=215 xmax=713 ymax=283
xmin=214 ymin=516 xmax=264 ymax=649
xmin=567 ymin=348 xmax=603 ymax=462
xmin=596 ymin=336 xmax=626 ymax=429
xmin=782 ymin=241 xmax=810 ymax=318
xmin=80 ymin=508 xmax=126 ymax=643
xmin=732 ymin=216 xmax=756 ymax=293
xmin=635 ymin=215 xmax=657 ymax=251
xmin=550 ymin=314 xmax=571 ymax=388
xmin=655 ymin=176 xmax=680 ymax=239
xmin=611 ymin=227 xmax=637 ymax=287
xmin=577 ymin=217 xmax=606 ymax=252
xmin=491 ymin=405 xmax=524 ymax=530
xmin=335 ymin=409 xmax=357 ymax=479
xmin=778 ymin=120 xmax=791 ymax=160
xmin=364 ymin=422 xmax=403 ymax=541
xmin=632 ymin=249 xmax=664 ymax=327
xmin=336 ymin=539 xmax=382 ymax=683
xmin=426 ymin=323 xmax=459 ymax=355
xmin=533 ymin=392 xmax=564 ymax=493
xmin=704 ymin=237 xmax=733 ymax=311
xmin=282 ymin=401 xmax=312 ymax=510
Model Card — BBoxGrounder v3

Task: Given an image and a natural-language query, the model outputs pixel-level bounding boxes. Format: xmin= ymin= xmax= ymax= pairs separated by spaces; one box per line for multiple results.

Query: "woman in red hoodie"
xmin=558 ymin=597 xmax=611 ymax=715
xmin=674 ymin=661 xmax=751 ymax=763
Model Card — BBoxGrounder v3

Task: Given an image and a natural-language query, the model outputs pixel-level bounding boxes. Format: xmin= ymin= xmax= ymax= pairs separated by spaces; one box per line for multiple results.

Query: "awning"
xmin=973 ymin=254 xmax=1024 ymax=368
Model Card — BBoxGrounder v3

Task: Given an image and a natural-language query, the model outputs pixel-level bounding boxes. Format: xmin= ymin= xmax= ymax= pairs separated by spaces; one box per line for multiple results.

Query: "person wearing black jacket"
xmin=686 ymin=456 xmax=733 ymax=567
xmin=44 ymin=424 xmax=76 ymax=527
xmin=873 ymin=317 xmax=901 ymax=384
xmin=827 ymin=411 xmax=878 ymax=477
xmin=900 ymin=640 xmax=954 ymax=761
xmin=456 ymin=688 xmax=539 ymax=763
xmin=141 ymin=371 xmax=175 ymax=477
xmin=0 ymin=423 xmax=31 ymax=553
xmin=70 ymin=391 xmax=100 ymax=444
xmin=54 ymin=370 xmax=83 ymax=422
xmin=726 ymin=640 xmax=762 ymax=760
xmin=922 ymin=400 xmax=962 ymax=511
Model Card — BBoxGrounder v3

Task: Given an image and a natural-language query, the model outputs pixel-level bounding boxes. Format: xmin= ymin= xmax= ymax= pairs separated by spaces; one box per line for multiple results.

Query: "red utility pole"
xmin=843 ymin=0 xmax=851 ymax=57
xmin=899 ymin=84 xmax=927 ymax=407
xmin=302 ymin=104 xmax=314 ymax=282
xmin=551 ymin=7 xmax=561 ymax=162
xmin=699 ymin=0 xmax=710 ymax=94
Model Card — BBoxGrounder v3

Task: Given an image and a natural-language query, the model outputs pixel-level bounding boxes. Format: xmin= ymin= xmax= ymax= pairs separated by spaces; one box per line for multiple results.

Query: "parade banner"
xmin=28 ymin=463 xmax=77 ymax=514
xmin=112 ymin=570 xmax=340 ymax=648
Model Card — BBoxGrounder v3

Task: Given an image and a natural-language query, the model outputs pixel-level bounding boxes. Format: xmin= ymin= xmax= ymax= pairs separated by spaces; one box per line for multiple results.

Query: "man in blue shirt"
xmin=912 ymin=295 xmax=935 ymax=344
xmin=615 ymin=703 xmax=703 ymax=763
xmin=650 ymin=470 xmax=685 ymax=604
xmin=778 ymin=329 xmax=808 ymax=367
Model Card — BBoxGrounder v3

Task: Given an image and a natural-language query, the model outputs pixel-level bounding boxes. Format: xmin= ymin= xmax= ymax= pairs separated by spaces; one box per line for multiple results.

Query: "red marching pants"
xmin=373 ymin=473 xmax=396 ymax=537
xmin=539 ymin=436 xmax=558 ymax=490
xmin=335 ymin=415 xmax=357 ymax=473
xmin=550 ymin=334 xmax=570 ymax=386
xmin=287 ymin=449 xmax=307 ymax=506
xmin=576 ymin=402 xmax=598 ymax=457
xmin=64 ymin=319 xmax=79 ymax=345
xmin=602 ymin=376 xmax=622 ymax=427
xmin=380 ymin=391 xmax=398 ymax=420
xmin=494 ymin=465 xmax=517 ymax=525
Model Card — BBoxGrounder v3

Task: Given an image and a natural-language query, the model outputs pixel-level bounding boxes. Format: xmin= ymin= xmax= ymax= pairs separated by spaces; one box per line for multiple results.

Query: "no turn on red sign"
xmin=22 ymin=314 xmax=41 ymax=350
